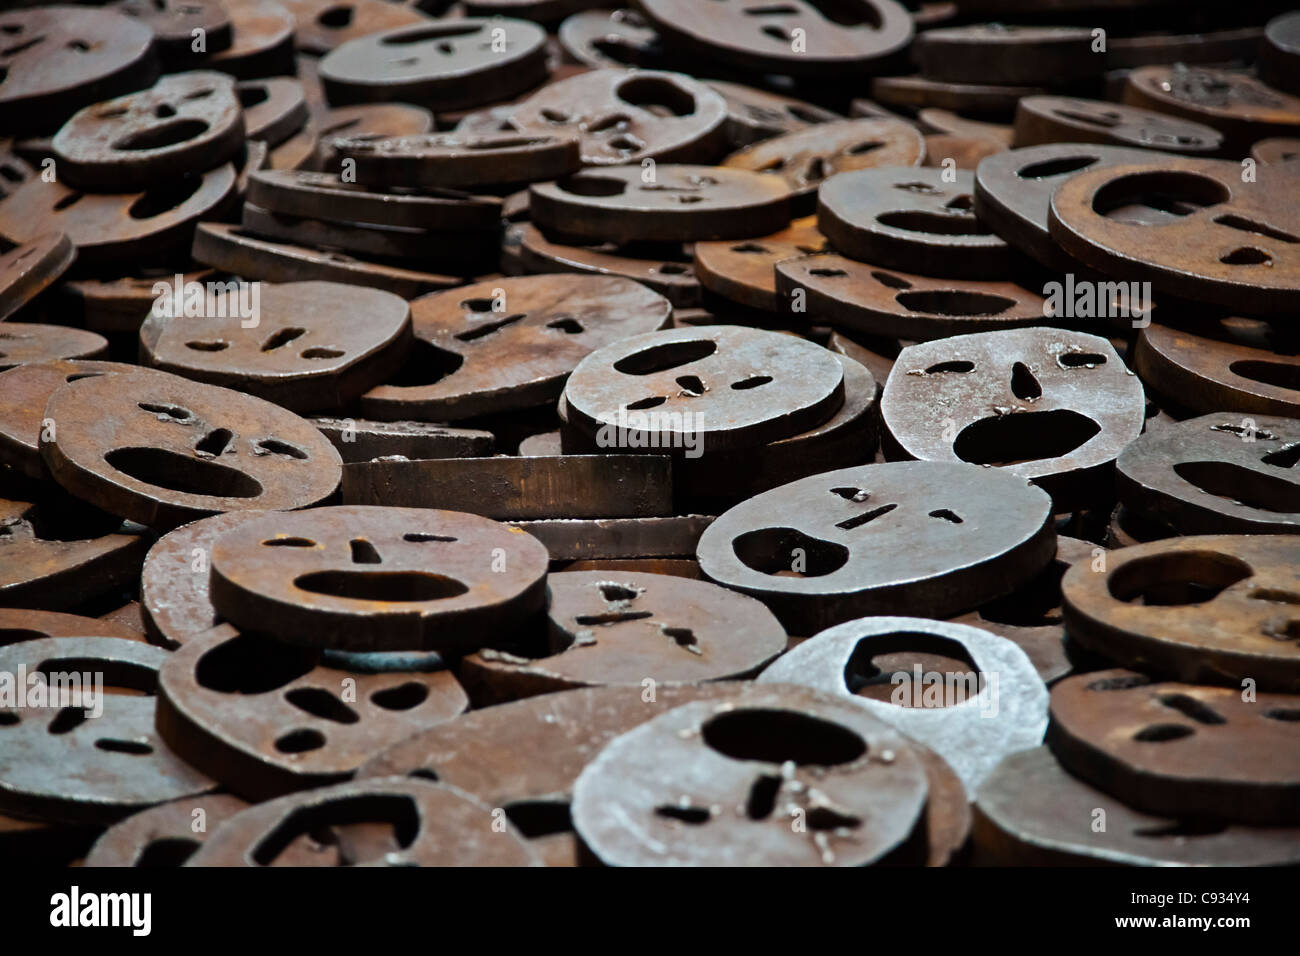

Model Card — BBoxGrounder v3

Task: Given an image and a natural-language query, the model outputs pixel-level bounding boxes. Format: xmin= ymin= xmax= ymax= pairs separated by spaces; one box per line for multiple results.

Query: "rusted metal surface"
xmin=1115 ymin=413 xmax=1300 ymax=534
xmin=39 ymin=367 xmax=342 ymax=530
xmin=0 ymin=322 xmax=106 ymax=373
xmin=0 ymin=496 xmax=149 ymax=611
xmin=761 ymin=616 xmax=1048 ymax=793
xmin=191 ymin=222 xmax=463 ymax=298
xmin=564 ymin=325 xmax=845 ymax=453
xmin=206 ymin=0 xmax=298 ymax=81
xmin=312 ymin=416 xmax=495 ymax=462
xmin=1048 ymin=668 xmax=1300 ymax=825
xmin=0 ymin=637 xmax=215 ymax=824
xmin=1013 ymin=96 xmax=1222 ymax=153
xmin=695 ymin=218 xmax=828 ymax=312
xmin=0 ymin=165 xmax=238 ymax=268
xmin=1135 ymin=316 xmax=1300 ymax=417
xmin=362 ymin=275 xmax=670 ymax=420
xmin=696 ymin=460 xmax=1056 ymax=633
xmin=186 ymin=776 xmax=542 ymax=865
xmin=507 ymin=515 xmax=713 ymax=560
xmin=459 ymin=570 xmax=785 ymax=704
xmin=1123 ymin=65 xmax=1300 ymax=153
xmin=531 ymin=165 xmax=793 ymax=244
xmin=973 ymin=143 xmax=1178 ymax=271
xmin=208 ymin=505 xmax=550 ymax=651
xmin=337 ymin=132 xmax=582 ymax=188
xmin=0 ymin=606 xmax=145 ymax=643
xmin=571 ymin=683 xmax=930 ymax=866
xmin=341 ymin=454 xmax=674 ymax=519
xmin=280 ymin=0 xmax=430 ymax=54
xmin=818 ymin=167 xmax=1015 ymax=279
xmin=1062 ymin=534 xmax=1300 ymax=692
xmin=0 ymin=6 xmax=158 ymax=135
xmin=85 ymin=793 xmax=250 ymax=867
xmin=53 ymin=72 xmax=245 ymax=190
xmin=721 ymin=118 xmax=924 ymax=212
xmin=974 ymin=746 xmax=1300 ymax=866
xmin=319 ymin=19 xmax=549 ymax=111
xmin=775 ymin=254 xmax=1045 ymax=341
xmin=238 ymin=77 xmax=309 ymax=146
xmin=706 ymin=81 xmax=842 ymax=149
xmin=916 ymin=25 xmax=1099 ymax=87
xmin=872 ymin=76 xmax=1042 ymax=116
xmin=157 ymin=623 xmax=469 ymax=798
xmin=635 ymin=0 xmax=913 ymax=77
xmin=1261 ymin=11 xmax=1300 ymax=95
xmin=140 ymin=280 xmax=413 ymax=413
xmin=880 ymin=328 xmax=1146 ymax=508
xmin=0 ymin=233 xmax=77 ymax=322
xmin=922 ymin=134 xmax=1005 ymax=171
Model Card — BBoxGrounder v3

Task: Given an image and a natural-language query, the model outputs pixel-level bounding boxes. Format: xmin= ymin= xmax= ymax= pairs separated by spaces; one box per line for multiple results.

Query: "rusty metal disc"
xmin=636 ymin=0 xmax=913 ymax=77
xmin=459 ymin=571 xmax=786 ymax=704
xmin=557 ymin=8 xmax=681 ymax=71
xmin=59 ymin=269 xmax=217 ymax=335
xmin=239 ymin=202 xmax=499 ymax=268
xmin=238 ymin=77 xmax=309 ymax=146
xmin=916 ymin=25 xmax=1099 ymax=87
xmin=113 ymin=0 xmax=234 ymax=63
xmin=311 ymin=416 xmax=495 ymax=462
xmin=919 ymin=108 xmax=1012 ymax=145
xmin=1049 ymin=157 xmax=1300 ymax=316
xmin=706 ymin=80 xmax=842 ymax=149
xmin=0 ymin=497 xmax=149 ymax=611
xmin=0 ymin=165 xmax=237 ymax=268
xmin=973 ymin=143 xmax=1179 ymax=271
xmin=207 ymin=0 xmax=297 ymax=81
xmin=881 ymin=328 xmax=1145 ymax=508
xmin=0 ymin=607 xmax=145 ymax=644
xmin=1012 ymin=96 xmax=1222 ymax=154
xmin=974 ymin=745 xmax=1300 ymax=866
xmin=361 ymin=274 xmax=671 ymax=422
xmin=510 ymin=69 xmax=728 ymax=167
xmin=0 ymin=233 xmax=76 ymax=322
xmin=279 ymin=0 xmax=430 ymax=54
xmin=696 ymin=460 xmax=1056 ymax=634
xmin=319 ymin=18 xmax=549 ymax=112
xmin=85 ymin=793 xmax=250 ymax=867
xmin=0 ymin=360 xmax=134 ymax=478
xmin=0 ymin=637 xmax=214 ymax=824
xmin=1062 ymin=534 xmax=1300 ymax=692
xmin=335 ymin=132 xmax=582 ymax=187
xmin=818 ymin=166 xmax=1014 ymax=279
xmin=207 ymin=505 xmax=549 ymax=651
xmin=571 ymin=683 xmax=930 ymax=866
xmin=563 ymin=325 xmax=845 ymax=453
xmin=1252 ymin=137 xmax=1300 ymax=166
xmin=775 ymin=254 xmax=1046 ymax=341
xmin=1106 ymin=26 xmax=1264 ymax=70
xmin=0 ymin=147 xmax=36 ymax=204
xmin=156 ymin=623 xmax=468 ymax=798
xmin=40 ymin=367 xmax=342 ymax=530
xmin=185 ymin=776 xmax=541 ymax=865
xmin=140 ymin=280 xmax=412 ymax=413
xmin=1135 ymin=315 xmax=1300 ymax=418
xmin=871 ymin=76 xmax=1042 ymax=116
xmin=248 ymin=169 xmax=502 ymax=231
xmin=923 ymin=134 xmax=1005 ymax=171
xmin=0 ymin=323 xmax=107 ymax=373
xmin=1261 ymin=11 xmax=1300 ymax=96
xmin=300 ymin=102 xmax=435 ymax=171
xmin=722 ymin=118 xmax=924 ymax=212
xmin=1114 ymin=413 xmax=1300 ymax=535
xmin=191 ymin=222 xmax=463 ymax=299
xmin=533 ymin=165 xmax=793 ymax=244
xmin=694 ymin=216 xmax=828 ymax=312
xmin=950 ymin=535 xmax=1097 ymax=687
xmin=0 ymin=6 xmax=158 ymax=135
xmin=510 ymin=223 xmax=701 ymax=308
xmin=53 ymin=70 xmax=245 ymax=190
xmin=357 ymin=682 xmax=744 ymax=866
xmin=1123 ymin=65 xmax=1300 ymax=154
xmin=141 ymin=511 xmax=265 ymax=648
xmin=1048 ymin=668 xmax=1300 ymax=825
xmin=761 ymin=616 xmax=1047 ymax=793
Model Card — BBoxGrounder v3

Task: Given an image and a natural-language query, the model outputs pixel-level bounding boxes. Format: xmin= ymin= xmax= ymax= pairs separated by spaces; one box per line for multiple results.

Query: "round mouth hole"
xmin=113 ymin=118 xmax=210 ymax=151
xmin=293 ymin=571 xmax=469 ymax=602
xmin=701 ymin=708 xmax=867 ymax=766
xmin=1107 ymin=551 xmax=1253 ymax=606
xmin=732 ymin=527 xmax=848 ymax=578
xmin=1090 ymin=170 xmax=1229 ymax=219
xmin=104 ymin=447 xmax=263 ymax=498
xmin=952 ymin=409 xmax=1100 ymax=465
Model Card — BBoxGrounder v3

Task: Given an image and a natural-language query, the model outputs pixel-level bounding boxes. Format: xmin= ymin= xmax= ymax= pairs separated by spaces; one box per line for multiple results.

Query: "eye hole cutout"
xmin=614 ymin=339 xmax=717 ymax=375
xmin=1133 ymin=723 xmax=1195 ymax=743
xmin=263 ymin=537 xmax=316 ymax=547
xmin=1015 ymin=155 xmax=1099 ymax=180
xmin=701 ymin=708 xmax=867 ymax=766
xmin=1090 ymin=170 xmax=1230 ymax=220
xmin=1107 ymin=551 xmax=1252 ymax=606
